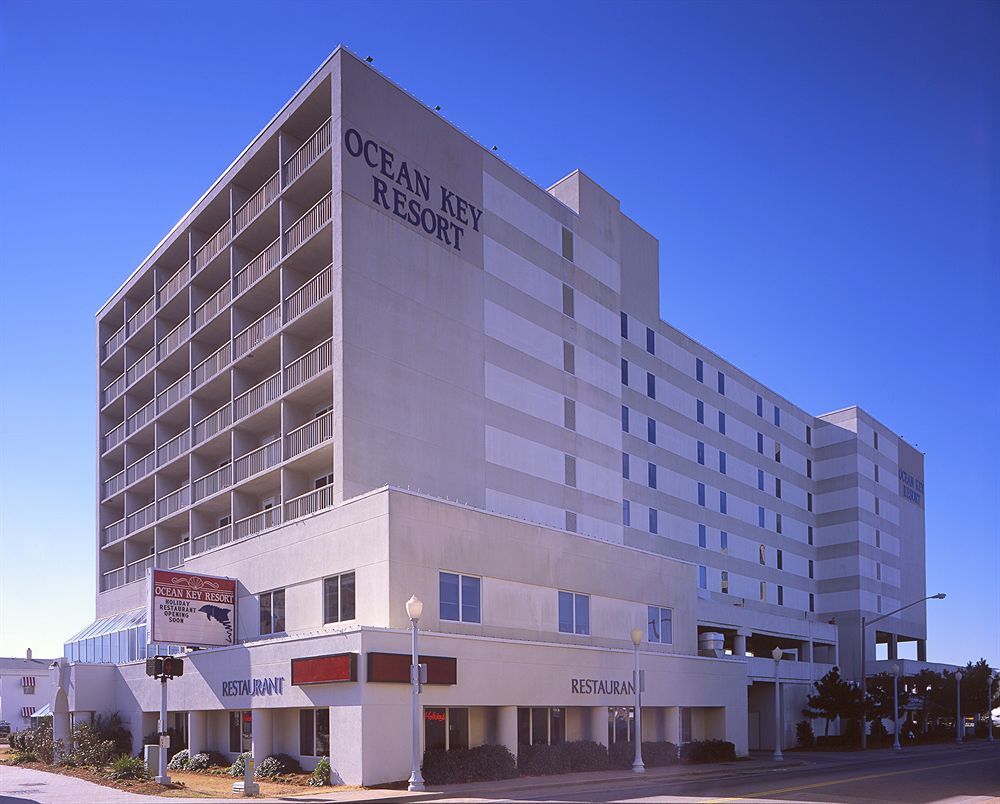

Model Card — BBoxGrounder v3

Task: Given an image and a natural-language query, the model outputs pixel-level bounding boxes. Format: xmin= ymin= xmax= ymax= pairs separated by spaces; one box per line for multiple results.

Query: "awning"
xmin=21 ymin=676 xmax=35 ymax=687
xmin=30 ymin=704 xmax=51 ymax=719
xmin=20 ymin=707 xmax=35 ymax=718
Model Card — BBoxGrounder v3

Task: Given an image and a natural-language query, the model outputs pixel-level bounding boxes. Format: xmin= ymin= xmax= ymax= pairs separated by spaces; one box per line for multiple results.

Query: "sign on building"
xmin=147 ymin=569 xmax=237 ymax=647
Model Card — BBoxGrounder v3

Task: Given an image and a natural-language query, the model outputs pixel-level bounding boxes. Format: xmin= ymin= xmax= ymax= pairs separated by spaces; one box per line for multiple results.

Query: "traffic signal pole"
xmin=156 ymin=675 xmax=170 ymax=785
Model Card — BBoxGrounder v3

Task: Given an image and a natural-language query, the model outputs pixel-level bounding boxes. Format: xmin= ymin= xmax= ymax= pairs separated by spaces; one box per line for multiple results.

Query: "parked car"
xmin=0 ymin=721 xmax=11 ymax=739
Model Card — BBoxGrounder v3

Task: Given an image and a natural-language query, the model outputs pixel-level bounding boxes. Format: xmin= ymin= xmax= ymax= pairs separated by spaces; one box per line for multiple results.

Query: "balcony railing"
xmin=127 ymin=295 xmax=156 ymax=337
xmin=126 ymin=398 xmax=156 ymax=435
xmin=193 ymin=341 xmax=231 ymax=388
xmin=103 ymin=323 xmax=126 ymax=360
xmin=284 ymin=338 xmax=333 ymax=390
xmin=157 ymin=374 xmax=190 ymax=413
xmin=126 ymin=346 xmax=156 ymax=386
xmin=192 ymin=463 xmax=232 ymax=502
xmin=159 ymin=318 xmax=189 ymax=358
xmin=101 ymin=518 xmax=126 ymax=547
xmin=158 ymin=261 xmax=190 ymax=306
xmin=234 ymin=170 xmax=280 ymax=234
xmin=285 ymin=264 xmax=332 ymax=321
xmin=234 ymin=438 xmax=281 ymax=483
xmin=234 ymin=238 xmax=280 ymax=296
xmin=284 ymin=117 xmax=332 ymax=186
xmin=103 ymin=421 xmax=126 ymax=453
xmin=158 ymin=485 xmax=191 ymax=518
xmin=125 ymin=555 xmax=154 ymax=584
xmin=190 ymin=523 xmax=233 ymax=556
xmin=126 ymin=501 xmax=156 ymax=534
xmin=193 ymin=402 xmax=231 ymax=444
xmin=193 ymin=282 xmax=231 ymax=330
xmin=103 ymin=470 xmax=126 ymax=499
xmin=158 ymin=541 xmax=189 ymax=570
xmin=125 ymin=450 xmax=156 ymax=485
xmin=234 ymin=506 xmax=281 ymax=541
xmin=285 ymin=192 xmax=332 ymax=253
xmin=286 ymin=410 xmax=334 ymax=459
xmin=233 ymin=371 xmax=280 ymax=421
xmin=193 ymin=219 xmax=231 ymax=272
xmin=101 ymin=566 xmax=126 ymax=592
xmin=233 ymin=304 xmax=280 ymax=359
xmin=157 ymin=428 xmax=190 ymax=466
xmin=103 ymin=373 xmax=126 ymax=407
xmin=285 ymin=483 xmax=335 ymax=521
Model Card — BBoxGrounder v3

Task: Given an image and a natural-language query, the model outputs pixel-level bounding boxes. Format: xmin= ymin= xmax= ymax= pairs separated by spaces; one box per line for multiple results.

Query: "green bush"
xmin=9 ymin=749 xmax=38 ymax=764
xmin=518 ymin=743 xmax=572 ymax=776
xmin=642 ymin=741 xmax=679 ymax=767
xmin=796 ymin=720 xmax=815 ymax=748
xmin=308 ymin=756 xmax=331 ymax=786
xmin=254 ymin=756 xmax=284 ymax=778
xmin=228 ymin=751 xmax=253 ymax=777
xmin=564 ymin=740 xmax=610 ymax=771
xmin=423 ymin=745 xmax=518 ymax=784
xmin=167 ymin=749 xmax=190 ymax=770
xmin=11 ymin=723 xmax=57 ymax=764
xmin=108 ymin=754 xmax=148 ymax=780
xmin=93 ymin=713 xmax=132 ymax=756
xmin=66 ymin=723 xmax=117 ymax=768
xmin=679 ymin=739 xmax=736 ymax=763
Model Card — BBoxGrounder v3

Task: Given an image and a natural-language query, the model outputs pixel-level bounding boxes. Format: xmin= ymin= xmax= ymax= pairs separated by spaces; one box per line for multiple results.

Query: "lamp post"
xmin=891 ymin=663 xmax=901 ymax=752
xmin=955 ymin=670 xmax=963 ymax=745
xmin=405 ymin=595 xmax=425 ymax=792
xmin=772 ymin=647 xmax=783 ymax=762
xmin=989 ymin=673 xmax=997 ymax=743
xmin=860 ymin=593 xmax=946 ymax=749
xmin=630 ymin=627 xmax=645 ymax=774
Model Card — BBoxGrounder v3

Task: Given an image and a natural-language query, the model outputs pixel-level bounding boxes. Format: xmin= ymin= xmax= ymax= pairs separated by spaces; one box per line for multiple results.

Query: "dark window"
xmin=757 ymin=395 xmax=763 ymax=417
xmin=759 ymin=544 xmax=766 ymax=565
xmin=565 ymin=455 xmax=576 ymax=487
xmin=758 ymin=506 xmax=765 ymax=528
xmin=300 ymin=710 xmax=314 ymax=756
xmin=565 ymin=511 xmax=577 ymax=532
xmin=807 ymin=459 xmax=812 ymax=478
xmin=757 ymin=432 xmax=764 ymax=454
xmin=775 ymin=477 xmax=782 ymax=499
xmin=561 ymin=226 xmax=574 ymax=261
xmin=324 ymin=572 xmax=356 ymax=623
xmin=316 ymin=708 xmax=329 ymax=756
xmin=777 ymin=549 xmax=783 ymax=570
xmin=698 ymin=524 xmax=706 ymax=547
xmin=808 ymin=560 xmax=814 ymax=579
xmin=776 ymin=513 xmax=783 ymax=534
xmin=647 ymin=606 xmax=672 ymax=643
xmin=646 ymin=327 xmax=655 ymax=355
xmin=775 ymin=443 xmax=781 ymax=463
xmin=719 ymin=491 xmax=727 ymax=514
xmin=461 ymin=575 xmax=481 ymax=623
xmin=696 ymin=358 xmax=703 ymax=382
xmin=562 ymin=284 xmax=574 ymax=318
xmin=551 ymin=708 xmax=565 ymax=745
xmin=564 ymin=397 xmax=576 ymax=430
xmin=873 ymin=431 xmax=879 ymax=450
xmin=621 ymin=358 xmax=629 ymax=385
xmin=563 ymin=341 xmax=575 ymax=374
xmin=718 ymin=411 xmax=726 ymax=434
xmin=697 ymin=441 xmax=705 ymax=465
xmin=721 ymin=571 xmax=729 ymax=593
xmin=259 ymin=589 xmax=285 ymax=635
xmin=875 ymin=529 xmax=880 ymax=548
xmin=697 ymin=400 xmax=705 ymax=424
xmin=620 ymin=311 xmax=628 ymax=339
xmin=648 ymin=462 xmax=657 ymax=489
xmin=449 ymin=708 xmax=470 ymax=751
xmin=806 ymin=425 xmax=812 ymax=445
xmin=649 ymin=507 xmax=658 ymax=534
xmin=719 ymin=451 xmax=727 ymax=475
xmin=720 ymin=531 xmax=728 ymax=552
xmin=697 ymin=483 xmax=706 ymax=506
xmin=440 ymin=572 xmax=460 ymax=621
xmin=809 ymin=593 xmax=815 ymax=612
xmin=778 ymin=586 xmax=784 ymax=606
xmin=646 ymin=372 xmax=656 ymax=399
xmin=622 ymin=405 xmax=629 ymax=432
xmin=623 ymin=499 xmax=631 ymax=526
xmin=531 ymin=708 xmax=549 ymax=745
xmin=758 ymin=469 xmax=764 ymax=490
xmin=622 ymin=452 xmax=630 ymax=479
xmin=774 ymin=406 xmax=781 ymax=427
xmin=699 ymin=566 xmax=707 ymax=589
xmin=647 ymin=418 xmax=656 ymax=444
xmin=808 ymin=492 xmax=814 ymax=512
xmin=717 ymin=372 xmax=725 ymax=395
xmin=559 ymin=591 xmax=589 ymax=635
xmin=808 ymin=526 xmax=814 ymax=545
xmin=425 ymin=708 xmax=447 ymax=751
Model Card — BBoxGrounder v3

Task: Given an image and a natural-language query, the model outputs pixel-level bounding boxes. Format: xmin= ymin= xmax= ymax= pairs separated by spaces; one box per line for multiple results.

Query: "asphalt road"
xmin=470 ymin=744 xmax=1000 ymax=804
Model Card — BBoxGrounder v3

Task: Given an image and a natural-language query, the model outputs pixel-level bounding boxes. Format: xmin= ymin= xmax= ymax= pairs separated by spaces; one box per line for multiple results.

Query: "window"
xmin=759 ymin=544 xmax=766 ymax=565
xmin=323 ymin=572 xmax=356 ymax=623
xmin=696 ymin=400 xmax=704 ymax=424
xmin=698 ymin=524 xmax=706 ymax=548
xmin=775 ymin=477 xmax=782 ymax=498
xmin=777 ymin=586 xmax=784 ymax=606
xmin=776 ymin=513 xmax=783 ymax=534
xmin=875 ymin=529 xmax=881 ymax=548
xmin=718 ymin=411 xmax=726 ymax=434
xmin=259 ymin=589 xmax=285 ymax=635
xmin=774 ymin=443 xmax=781 ymax=463
xmin=876 ymin=563 xmax=881 ymax=581
xmin=808 ymin=492 xmax=813 ymax=512
xmin=807 ymin=459 xmax=813 ymax=479
xmin=649 ymin=507 xmax=658 ymax=534
xmin=425 ymin=707 xmax=469 ymax=751
xmin=877 ymin=595 xmax=883 ymax=613
xmin=808 ymin=525 xmax=814 ymax=545
xmin=646 ymin=327 xmax=655 ymax=355
xmin=697 ymin=441 xmax=705 ymax=465
xmin=777 ymin=549 xmax=783 ymax=570
xmin=719 ymin=491 xmax=727 ymax=514
xmin=230 ymin=711 xmax=252 ymax=753
xmin=758 ymin=506 xmax=765 ymax=528
xmin=561 ymin=226 xmax=574 ymax=261
xmin=774 ymin=406 xmax=781 ymax=427
xmin=562 ymin=284 xmax=574 ymax=317
xmin=873 ymin=431 xmax=879 ymax=450
xmin=439 ymin=572 xmax=481 ymax=623
xmin=563 ymin=341 xmax=575 ymax=374
xmin=808 ymin=560 xmax=814 ymax=579
xmin=315 ymin=473 xmax=334 ymax=490
xmin=721 ymin=571 xmax=729 ymax=594
xmin=622 ymin=405 xmax=629 ymax=432
xmin=623 ymin=499 xmax=631 ymax=526
xmin=758 ymin=469 xmax=765 ymax=490
xmin=874 ymin=497 xmax=880 ymax=515
xmin=697 ymin=483 xmax=706 ymax=507
xmin=558 ymin=591 xmax=589 ymax=635
xmin=647 ymin=462 xmax=657 ymax=489
xmin=647 ymin=606 xmax=672 ymax=643
xmin=757 ymin=432 xmax=764 ymax=454
xmin=622 ymin=452 xmax=630 ymax=479
xmin=646 ymin=372 xmax=656 ymax=399
xmin=696 ymin=358 xmax=704 ymax=382
xmin=806 ymin=425 xmax=812 ymax=445
xmin=809 ymin=593 xmax=815 ymax=612
xmin=759 ymin=581 xmax=767 ymax=602
xmin=565 ymin=455 xmax=576 ymax=487
xmin=698 ymin=565 xmax=707 ymax=589
xmin=564 ymin=398 xmax=576 ymax=430
xmin=720 ymin=531 xmax=728 ymax=552
xmin=719 ymin=451 xmax=727 ymax=475
xmin=300 ymin=708 xmax=330 ymax=757
xmin=717 ymin=372 xmax=725 ymax=395
xmin=874 ymin=463 xmax=879 ymax=482
xmin=621 ymin=358 xmax=629 ymax=385
xmin=620 ymin=311 xmax=628 ymax=339
xmin=518 ymin=707 xmax=564 ymax=746
xmin=565 ymin=511 xmax=577 ymax=532
xmin=756 ymin=395 xmax=763 ymax=417
xmin=647 ymin=418 xmax=656 ymax=444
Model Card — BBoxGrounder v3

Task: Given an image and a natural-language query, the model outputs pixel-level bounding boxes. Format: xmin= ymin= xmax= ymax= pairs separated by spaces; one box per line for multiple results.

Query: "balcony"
xmin=284 ymin=338 xmax=333 ymax=390
xmin=193 ymin=342 xmax=231 ymax=388
xmin=127 ymin=295 xmax=155 ymax=338
xmin=285 ymin=192 xmax=332 ymax=253
xmin=192 ymin=463 xmax=232 ymax=502
xmin=193 ymin=402 xmax=231 ymax=444
xmin=103 ymin=373 xmax=126 ymax=407
xmin=102 ymin=518 xmax=126 ymax=547
xmin=103 ymin=470 xmax=126 ymax=500
xmin=158 ymin=485 xmax=191 ymax=518
xmin=285 ymin=264 xmax=332 ymax=321
xmin=234 ymin=438 xmax=281 ymax=483
xmin=157 ymin=428 xmax=190 ymax=466
xmin=193 ymin=219 xmax=232 ymax=273
xmin=193 ymin=283 xmax=231 ymax=330
xmin=234 ymin=372 xmax=280 ymax=421
xmin=126 ymin=501 xmax=156 ymax=534
xmin=234 ymin=238 xmax=280 ymax=296
xmin=157 ymin=375 xmax=190 ymax=414
xmin=190 ymin=522 xmax=233 ymax=556
xmin=234 ymin=305 xmax=280 ymax=360
xmin=159 ymin=261 xmax=190 ymax=307
xmin=126 ymin=346 xmax=156 ymax=386
xmin=234 ymin=170 xmax=280 ymax=235
xmin=103 ymin=421 xmax=126 ymax=453
xmin=125 ymin=450 xmax=156 ymax=485
xmin=125 ymin=554 xmax=154 ymax=584
xmin=101 ymin=566 xmax=126 ymax=592
xmin=126 ymin=398 xmax=156 ymax=436
xmin=103 ymin=323 xmax=126 ymax=361
xmin=284 ymin=117 xmax=332 ymax=186
xmin=286 ymin=410 xmax=333 ymax=459
xmin=158 ymin=541 xmax=189 ymax=570
xmin=284 ymin=483 xmax=334 ymax=521
xmin=159 ymin=318 xmax=189 ymax=359
xmin=234 ymin=506 xmax=281 ymax=541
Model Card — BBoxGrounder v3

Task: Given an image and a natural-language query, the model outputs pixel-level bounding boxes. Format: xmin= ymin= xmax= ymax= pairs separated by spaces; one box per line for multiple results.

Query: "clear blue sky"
xmin=1 ymin=0 xmax=997 ymax=666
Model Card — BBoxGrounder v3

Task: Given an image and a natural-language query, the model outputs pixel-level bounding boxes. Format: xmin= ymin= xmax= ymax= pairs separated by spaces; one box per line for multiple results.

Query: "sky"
xmin=0 ymin=0 xmax=997 ymax=666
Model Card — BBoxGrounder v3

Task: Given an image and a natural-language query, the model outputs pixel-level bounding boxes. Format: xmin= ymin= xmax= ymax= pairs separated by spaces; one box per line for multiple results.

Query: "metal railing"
xmin=234 ymin=170 xmax=280 ymax=233
xmin=285 ymin=264 xmax=332 ymax=321
xmin=234 ymin=438 xmax=281 ymax=483
xmin=193 ymin=341 xmax=231 ymax=387
xmin=233 ymin=372 xmax=280 ymax=421
xmin=103 ymin=470 xmax=126 ymax=499
xmin=286 ymin=410 xmax=334 ymax=459
xmin=159 ymin=318 xmax=189 ymax=358
xmin=190 ymin=523 xmax=233 ymax=556
xmin=125 ymin=555 xmax=154 ymax=584
xmin=158 ymin=261 xmax=189 ymax=306
xmin=125 ymin=450 xmax=156 ymax=485
xmin=127 ymin=295 xmax=156 ymax=337
xmin=157 ymin=484 xmax=191 ymax=518
xmin=126 ymin=346 xmax=156 ymax=386
xmin=103 ymin=421 xmax=126 ymax=453
xmin=104 ymin=323 xmax=126 ymax=360
xmin=101 ymin=566 xmax=126 ymax=592
xmin=234 ymin=238 xmax=280 ymax=296
xmin=158 ymin=542 xmax=189 ymax=569
xmin=193 ymin=282 xmax=231 ymax=330
xmin=101 ymin=518 xmax=126 ymax=547
xmin=126 ymin=501 xmax=156 ymax=533
xmin=284 ymin=338 xmax=333 ymax=390
xmin=285 ymin=192 xmax=332 ymax=253
xmin=234 ymin=506 xmax=281 ymax=541
xmin=284 ymin=118 xmax=332 ymax=186
xmin=192 ymin=463 xmax=232 ymax=502
xmin=233 ymin=304 xmax=280 ymax=359
xmin=157 ymin=374 xmax=190 ymax=413
xmin=193 ymin=219 xmax=231 ymax=272
xmin=193 ymin=402 xmax=231 ymax=444
xmin=103 ymin=373 xmax=126 ymax=406
xmin=126 ymin=398 xmax=156 ymax=435
xmin=157 ymin=428 xmax=190 ymax=466
xmin=284 ymin=484 xmax=335 ymax=521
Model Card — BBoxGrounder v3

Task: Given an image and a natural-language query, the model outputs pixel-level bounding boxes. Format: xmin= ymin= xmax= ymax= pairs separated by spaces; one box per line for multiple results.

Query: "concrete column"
xmin=888 ymin=634 xmax=898 ymax=661
xmin=588 ymin=706 xmax=609 ymax=746
xmin=188 ymin=711 xmax=208 ymax=757
xmin=665 ymin=707 xmax=681 ymax=746
xmin=251 ymin=709 xmax=273 ymax=760
xmin=734 ymin=634 xmax=747 ymax=657
xmin=496 ymin=706 xmax=518 ymax=762
xmin=917 ymin=639 xmax=927 ymax=661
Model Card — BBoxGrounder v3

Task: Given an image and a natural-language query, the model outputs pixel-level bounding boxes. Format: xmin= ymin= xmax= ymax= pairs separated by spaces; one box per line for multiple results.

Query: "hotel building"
xmin=54 ymin=48 xmax=929 ymax=784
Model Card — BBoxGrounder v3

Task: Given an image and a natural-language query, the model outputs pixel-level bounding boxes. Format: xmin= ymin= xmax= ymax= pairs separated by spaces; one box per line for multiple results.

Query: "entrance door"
xmin=229 ymin=711 xmax=253 ymax=753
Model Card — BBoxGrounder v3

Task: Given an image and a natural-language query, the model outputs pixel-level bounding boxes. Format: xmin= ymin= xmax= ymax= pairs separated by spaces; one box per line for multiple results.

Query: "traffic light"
xmin=145 ymin=656 xmax=184 ymax=679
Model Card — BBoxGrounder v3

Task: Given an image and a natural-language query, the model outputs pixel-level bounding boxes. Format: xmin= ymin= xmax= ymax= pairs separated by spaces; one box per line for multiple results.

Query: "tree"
xmin=802 ymin=666 xmax=863 ymax=736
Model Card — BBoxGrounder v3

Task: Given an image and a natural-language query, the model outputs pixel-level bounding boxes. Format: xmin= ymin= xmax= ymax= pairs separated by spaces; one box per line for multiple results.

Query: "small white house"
xmin=0 ymin=651 xmax=56 ymax=734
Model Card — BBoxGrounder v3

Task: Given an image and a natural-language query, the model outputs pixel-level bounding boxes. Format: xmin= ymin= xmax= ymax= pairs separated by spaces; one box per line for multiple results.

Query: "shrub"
xmin=9 ymin=749 xmax=38 ymax=764
xmin=642 ymin=741 xmax=679 ymax=767
xmin=9 ymin=731 xmax=28 ymax=751
xmin=12 ymin=723 xmax=57 ymax=764
xmin=680 ymin=739 xmax=736 ymax=763
xmin=423 ymin=745 xmax=518 ymax=784
xmin=564 ymin=740 xmax=609 ymax=771
xmin=186 ymin=752 xmax=211 ymax=771
xmin=608 ymin=740 xmax=633 ymax=769
xmin=518 ymin=743 xmax=572 ymax=776
xmin=93 ymin=713 xmax=132 ymax=756
xmin=228 ymin=751 xmax=252 ymax=777
xmin=254 ymin=756 xmax=284 ymax=779
xmin=308 ymin=756 xmax=331 ymax=786
xmin=67 ymin=723 xmax=117 ymax=768
xmin=166 ymin=749 xmax=190 ymax=770
xmin=796 ymin=720 xmax=815 ymax=748
xmin=108 ymin=754 xmax=148 ymax=780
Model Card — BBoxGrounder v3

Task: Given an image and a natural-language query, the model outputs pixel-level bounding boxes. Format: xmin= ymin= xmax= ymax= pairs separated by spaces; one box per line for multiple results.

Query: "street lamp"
xmin=891 ymin=663 xmax=901 ymax=753
xmin=630 ymin=627 xmax=645 ymax=774
xmin=772 ymin=647 xmax=783 ymax=762
xmin=405 ymin=595 xmax=425 ymax=792
xmin=955 ymin=670 xmax=963 ymax=745
xmin=989 ymin=672 xmax=997 ymax=743
xmin=860 ymin=593 xmax=946 ymax=749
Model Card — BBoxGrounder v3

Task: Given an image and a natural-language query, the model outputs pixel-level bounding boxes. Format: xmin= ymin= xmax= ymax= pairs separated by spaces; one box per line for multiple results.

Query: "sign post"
xmin=156 ymin=676 xmax=169 ymax=784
